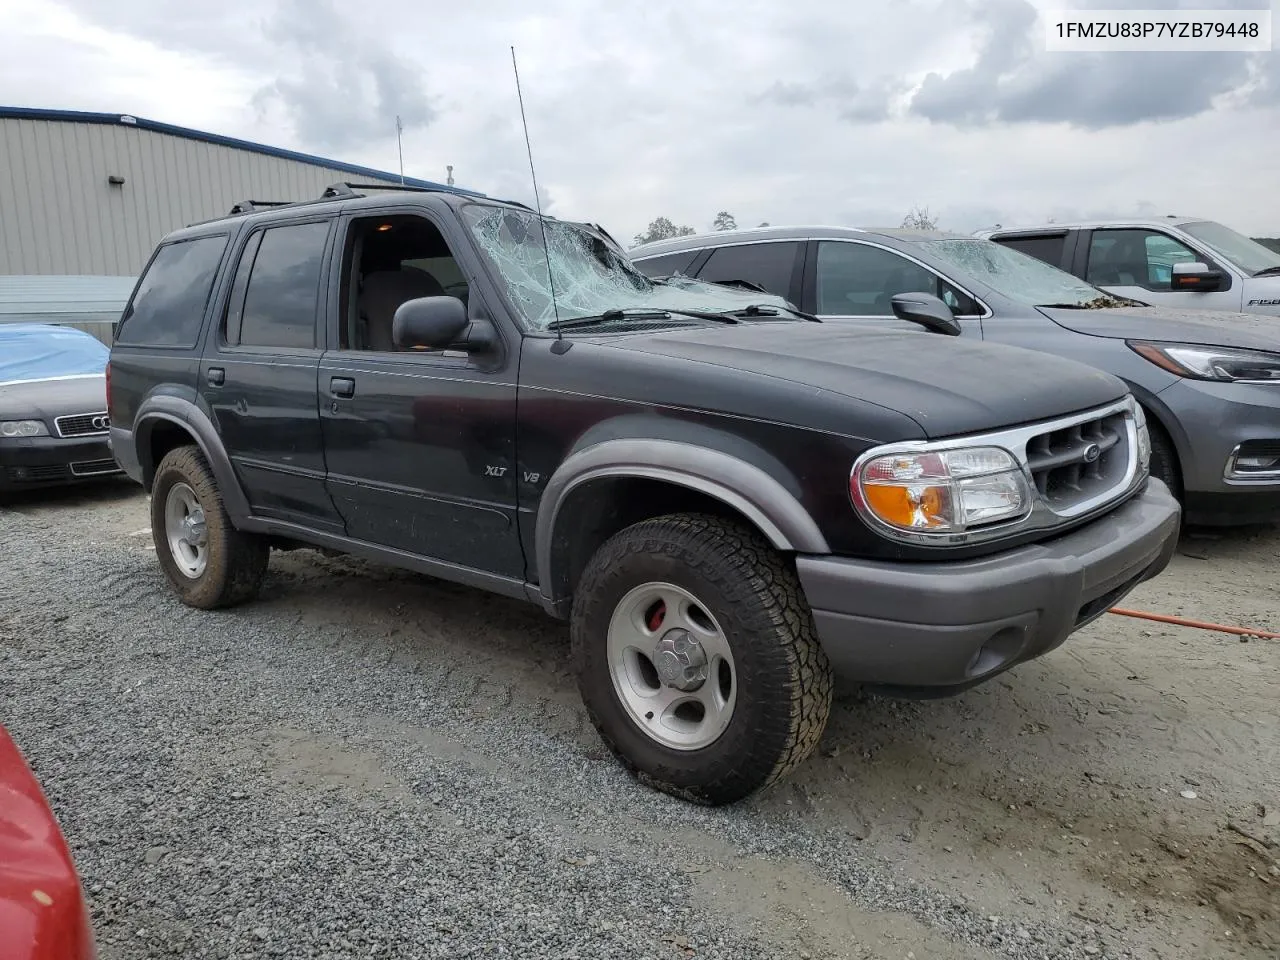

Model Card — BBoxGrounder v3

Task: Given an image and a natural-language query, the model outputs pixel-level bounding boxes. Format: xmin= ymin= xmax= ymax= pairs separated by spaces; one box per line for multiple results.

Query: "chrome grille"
xmin=55 ymin=412 xmax=110 ymax=438
xmin=1025 ymin=410 xmax=1131 ymax=516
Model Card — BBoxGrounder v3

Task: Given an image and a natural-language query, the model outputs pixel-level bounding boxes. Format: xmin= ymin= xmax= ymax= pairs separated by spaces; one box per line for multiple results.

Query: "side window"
xmin=1086 ymin=229 xmax=1199 ymax=290
xmin=115 ymin=235 xmax=228 ymax=347
xmin=695 ymin=242 xmax=800 ymax=298
xmin=632 ymin=250 xmax=700 ymax=278
xmin=815 ymin=241 xmax=976 ymax=316
xmin=234 ymin=221 xmax=331 ymax=349
xmin=992 ymin=233 xmax=1066 ymax=269
xmin=338 ymin=214 xmax=468 ymax=352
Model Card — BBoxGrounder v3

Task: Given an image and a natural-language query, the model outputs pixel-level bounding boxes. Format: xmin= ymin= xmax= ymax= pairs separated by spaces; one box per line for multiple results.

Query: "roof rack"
xmin=190 ymin=180 xmax=528 ymax=229
xmin=226 ymin=199 xmax=292 ymax=215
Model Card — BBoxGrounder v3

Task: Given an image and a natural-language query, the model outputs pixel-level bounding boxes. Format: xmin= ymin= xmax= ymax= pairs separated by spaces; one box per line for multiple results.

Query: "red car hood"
xmin=0 ymin=727 xmax=95 ymax=960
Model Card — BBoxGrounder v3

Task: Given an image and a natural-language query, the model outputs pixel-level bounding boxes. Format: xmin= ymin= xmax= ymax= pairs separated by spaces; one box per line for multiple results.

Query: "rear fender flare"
xmin=133 ymin=396 xmax=250 ymax=522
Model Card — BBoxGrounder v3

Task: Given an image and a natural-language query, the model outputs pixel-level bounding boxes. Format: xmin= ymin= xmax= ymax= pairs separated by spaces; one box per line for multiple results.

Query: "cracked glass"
xmin=461 ymin=204 xmax=791 ymax=331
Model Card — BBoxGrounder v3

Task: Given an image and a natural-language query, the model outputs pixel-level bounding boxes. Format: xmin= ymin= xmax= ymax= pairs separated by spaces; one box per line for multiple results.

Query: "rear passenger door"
xmin=199 ymin=217 xmax=344 ymax=533
xmin=804 ymin=239 xmax=985 ymax=337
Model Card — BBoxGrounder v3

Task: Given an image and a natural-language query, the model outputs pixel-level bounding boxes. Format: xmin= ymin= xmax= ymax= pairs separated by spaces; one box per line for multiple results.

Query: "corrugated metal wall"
xmin=0 ymin=117 xmax=405 ymax=276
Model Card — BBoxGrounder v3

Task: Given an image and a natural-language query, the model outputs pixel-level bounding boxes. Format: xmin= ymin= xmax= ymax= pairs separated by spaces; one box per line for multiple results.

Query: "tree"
xmin=901 ymin=206 xmax=938 ymax=230
xmin=757 ymin=221 xmax=770 ymax=227
xmin=713 ymin=211 xmax=738 ymax=231
xmin=632 ymin=217 xmax=696 ymax=246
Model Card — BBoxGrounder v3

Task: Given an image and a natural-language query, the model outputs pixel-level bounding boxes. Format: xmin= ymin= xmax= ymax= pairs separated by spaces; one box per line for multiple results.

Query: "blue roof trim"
xmin=0 ymin=106 xmax=485 ymax=197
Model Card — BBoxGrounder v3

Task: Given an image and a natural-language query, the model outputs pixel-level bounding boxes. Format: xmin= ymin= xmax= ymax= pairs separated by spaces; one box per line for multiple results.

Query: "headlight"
xmin=1129 ymin=341 xmax=1280 ymax=382
xmin=1134 ymin=404 xmax=1151 ymax=473
xmin=0 ymin=419 xmax=50 ymax=438
xmin=851 ymin=446 xmax=1031 ymax=536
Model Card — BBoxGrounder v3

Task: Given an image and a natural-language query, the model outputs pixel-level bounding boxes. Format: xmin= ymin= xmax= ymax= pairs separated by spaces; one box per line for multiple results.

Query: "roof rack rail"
xmin=227 ymin=199 xmax=291 ymax=215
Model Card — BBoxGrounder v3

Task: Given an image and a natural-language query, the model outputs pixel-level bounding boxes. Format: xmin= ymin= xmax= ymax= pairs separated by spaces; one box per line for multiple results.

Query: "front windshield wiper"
xmin=1253 ymin=266 xmax=1280 ymax=277
xmin=545 ymin=309 xmax=677 ymax=332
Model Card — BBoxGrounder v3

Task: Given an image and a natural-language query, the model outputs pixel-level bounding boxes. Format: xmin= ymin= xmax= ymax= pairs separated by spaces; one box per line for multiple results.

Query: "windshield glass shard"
xmin=462 ymin=204 xmax=797 ymax=331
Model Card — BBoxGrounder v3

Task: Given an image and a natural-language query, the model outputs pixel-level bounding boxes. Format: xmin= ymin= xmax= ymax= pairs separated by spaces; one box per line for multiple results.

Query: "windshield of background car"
xmin=1180 ymin=220 xmax=1280 ymax=276
xmin=923 ymin=239 xmax=1106 ymax=307
xmin=461 ymin=204 xmax=791 ymax=330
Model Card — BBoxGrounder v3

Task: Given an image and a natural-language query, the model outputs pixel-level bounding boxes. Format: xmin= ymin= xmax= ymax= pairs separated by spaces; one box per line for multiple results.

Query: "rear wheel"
xmin=151 ymin=446 xmax=268 ymax=609
xmin=571 ymin=513 xmax=833 ymax=805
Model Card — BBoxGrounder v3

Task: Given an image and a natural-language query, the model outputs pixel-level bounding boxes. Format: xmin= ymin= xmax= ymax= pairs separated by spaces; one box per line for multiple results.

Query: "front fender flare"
xmin=535 ymin=438 xmax=829 ymax=604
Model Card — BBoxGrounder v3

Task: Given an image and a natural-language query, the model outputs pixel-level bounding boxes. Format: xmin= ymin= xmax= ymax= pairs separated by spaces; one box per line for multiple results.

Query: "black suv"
xmin=108 ymin=183 xmax=1181 ymax=804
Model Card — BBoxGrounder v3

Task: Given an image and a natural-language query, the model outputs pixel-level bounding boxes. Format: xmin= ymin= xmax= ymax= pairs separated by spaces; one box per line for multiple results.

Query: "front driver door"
xmin=806 ymin=239 xmax=985 ymax=336
xmin=1081 ymin=228 xmax=1242 ymax=311
xmin=317 ymin=208 xmax=523 ymax=579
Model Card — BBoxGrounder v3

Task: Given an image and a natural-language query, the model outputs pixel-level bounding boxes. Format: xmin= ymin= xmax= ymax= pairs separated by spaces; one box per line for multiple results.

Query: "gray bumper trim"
xmin=796 ymin=480 xmax=1181 ymax=691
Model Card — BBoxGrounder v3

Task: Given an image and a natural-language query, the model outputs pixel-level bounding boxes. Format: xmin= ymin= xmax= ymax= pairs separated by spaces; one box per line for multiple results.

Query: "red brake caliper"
xmin=647 ymin=600 xmax=666 ymax=632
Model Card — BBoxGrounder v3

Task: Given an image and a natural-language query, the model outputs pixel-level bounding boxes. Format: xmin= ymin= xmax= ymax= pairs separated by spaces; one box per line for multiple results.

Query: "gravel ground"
xmin=2 ymin=481 xmax=1278 ymax=960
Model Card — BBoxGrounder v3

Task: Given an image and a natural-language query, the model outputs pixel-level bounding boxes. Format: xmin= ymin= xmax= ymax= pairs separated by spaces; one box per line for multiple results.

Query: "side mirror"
xmin=1171 ymin=261 xmax=1224 ymax=292
xmin=392 ymin=296 xmax=470 ymax=350
xmin=890 ymin=292 xmax=962 ymax=336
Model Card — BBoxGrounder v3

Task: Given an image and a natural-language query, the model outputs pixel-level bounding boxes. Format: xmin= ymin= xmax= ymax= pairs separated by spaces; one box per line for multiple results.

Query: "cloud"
xmin=908 ymin=0 xmax=1266 ymax=129
xmin=757 ymin=75 xmax=902 ymax=123
xmin=5 ymin=0 xmax=1280 ymax=240
xmin=250 ymin=0 xmax=436 ymax=151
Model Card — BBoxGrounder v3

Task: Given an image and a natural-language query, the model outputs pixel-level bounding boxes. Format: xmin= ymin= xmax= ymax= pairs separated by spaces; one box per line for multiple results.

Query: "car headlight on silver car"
xmin=1128 ymin=341 xmax=1280 ymax=382
xmin=850 ymin=446 xmax=1031 ymax=536
xmin=0 ymin=419 xmax=50 ymax=438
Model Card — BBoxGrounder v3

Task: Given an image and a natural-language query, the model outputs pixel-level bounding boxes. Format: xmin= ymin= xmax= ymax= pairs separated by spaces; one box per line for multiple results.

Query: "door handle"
xmin=207 ymin=367 xmax=225 ymax=387
xmin=330 ymin=377 xmax=355 ymax=399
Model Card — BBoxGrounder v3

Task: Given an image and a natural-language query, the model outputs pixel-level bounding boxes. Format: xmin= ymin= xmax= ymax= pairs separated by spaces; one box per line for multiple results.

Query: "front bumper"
xmin=795 ymin=480 xmax=1181 ymax=695
xmin=1153 ymin=377 xmax=1280 ymax=523
xmin=0 ymin=434 xmax=122 ymax=492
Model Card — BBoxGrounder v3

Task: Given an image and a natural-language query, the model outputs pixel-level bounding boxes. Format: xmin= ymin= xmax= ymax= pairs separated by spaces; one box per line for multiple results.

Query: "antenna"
xmin=395 ymin=115 xmax=405 ymax=185
xmin=510 ymin=46 xmax=563 ymax=336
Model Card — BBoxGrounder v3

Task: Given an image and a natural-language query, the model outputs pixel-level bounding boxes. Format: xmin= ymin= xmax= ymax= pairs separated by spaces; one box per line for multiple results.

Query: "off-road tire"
xmin=151 ymin=445 xmax=268 ymax=609
xmin=571 ymin=513 xmax=833 ymax=805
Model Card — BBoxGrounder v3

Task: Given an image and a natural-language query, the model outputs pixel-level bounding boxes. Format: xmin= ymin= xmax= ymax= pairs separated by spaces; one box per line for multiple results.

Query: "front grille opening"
xmin=55 ymin=412 xmax=109 ymax=438
xmin=1026 ymin=412 xmax=1130 ymax=514
xmin=70 ymin=459 xmax=121 ymax=477
xmin=6 ymin=464 xmax=70 ymax=483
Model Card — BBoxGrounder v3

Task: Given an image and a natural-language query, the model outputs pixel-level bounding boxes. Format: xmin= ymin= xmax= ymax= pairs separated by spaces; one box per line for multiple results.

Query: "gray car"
xmin=630 ymin=226 xmax=1280 ymax=525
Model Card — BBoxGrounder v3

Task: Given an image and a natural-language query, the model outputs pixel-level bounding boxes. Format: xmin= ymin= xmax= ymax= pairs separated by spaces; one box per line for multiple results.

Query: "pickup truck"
xmin=107 ymin=183 xmax=1181 ymax=804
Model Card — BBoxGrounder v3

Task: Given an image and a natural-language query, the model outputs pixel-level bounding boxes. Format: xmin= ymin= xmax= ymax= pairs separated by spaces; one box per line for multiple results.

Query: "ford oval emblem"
xmin=1082 ymin=443 xmax=1101 ymax=463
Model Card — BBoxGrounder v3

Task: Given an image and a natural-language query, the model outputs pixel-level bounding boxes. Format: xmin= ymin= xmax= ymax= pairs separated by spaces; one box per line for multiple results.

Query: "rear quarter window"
xmin=631 ymin=250 xmax=701 ymax=278
xmin=991 ymin=234 xmax=1067 ymax=269
xmin=115 ymin=235 xmax=229 ymax=347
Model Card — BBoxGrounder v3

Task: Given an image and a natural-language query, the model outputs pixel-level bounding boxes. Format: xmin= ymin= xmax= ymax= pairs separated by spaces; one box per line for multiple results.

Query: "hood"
xmin=1040 ymin=305 xmax=1280 ymax=351
xmin=0 ymin=374 xmax=108 ymax=421
xmin=603 ymin=322 xmax=1127 ymax=438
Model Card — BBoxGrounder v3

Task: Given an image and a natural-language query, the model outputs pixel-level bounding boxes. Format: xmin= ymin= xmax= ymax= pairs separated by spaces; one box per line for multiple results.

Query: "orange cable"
xmin=1107 ymin=607 xmax=1280 ymax=640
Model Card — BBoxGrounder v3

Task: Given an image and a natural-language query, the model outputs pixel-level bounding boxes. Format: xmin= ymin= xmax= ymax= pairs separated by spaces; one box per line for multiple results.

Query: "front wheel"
xmin=571 ymin=513 xmax=833 ymax=805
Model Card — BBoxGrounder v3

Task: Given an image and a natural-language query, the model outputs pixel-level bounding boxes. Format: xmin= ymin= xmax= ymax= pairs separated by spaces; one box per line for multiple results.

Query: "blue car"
xmin=0 ymin=324 xmax=122 ymax=493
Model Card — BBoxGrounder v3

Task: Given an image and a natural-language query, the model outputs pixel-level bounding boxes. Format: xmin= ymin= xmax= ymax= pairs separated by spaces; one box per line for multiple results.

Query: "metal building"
xmin=0 ymin=106 xmax=478 ymax=277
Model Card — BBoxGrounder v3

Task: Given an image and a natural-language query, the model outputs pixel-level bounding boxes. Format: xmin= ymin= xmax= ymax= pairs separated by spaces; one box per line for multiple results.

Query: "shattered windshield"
xmin=461 ymin=204 xmax=792 ymax=331
xmin=923 ymin=239 xmax=1111 ymax=308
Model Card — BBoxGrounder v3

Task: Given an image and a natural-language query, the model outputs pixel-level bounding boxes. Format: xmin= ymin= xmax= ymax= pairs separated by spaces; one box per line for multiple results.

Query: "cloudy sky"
xmin=1 ymin=0 xmax=1277 ymax=239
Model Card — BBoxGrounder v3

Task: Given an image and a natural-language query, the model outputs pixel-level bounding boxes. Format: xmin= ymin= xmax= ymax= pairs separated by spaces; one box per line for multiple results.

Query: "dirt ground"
xmin=6 ymin=481 xmax=1279 ymax=959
